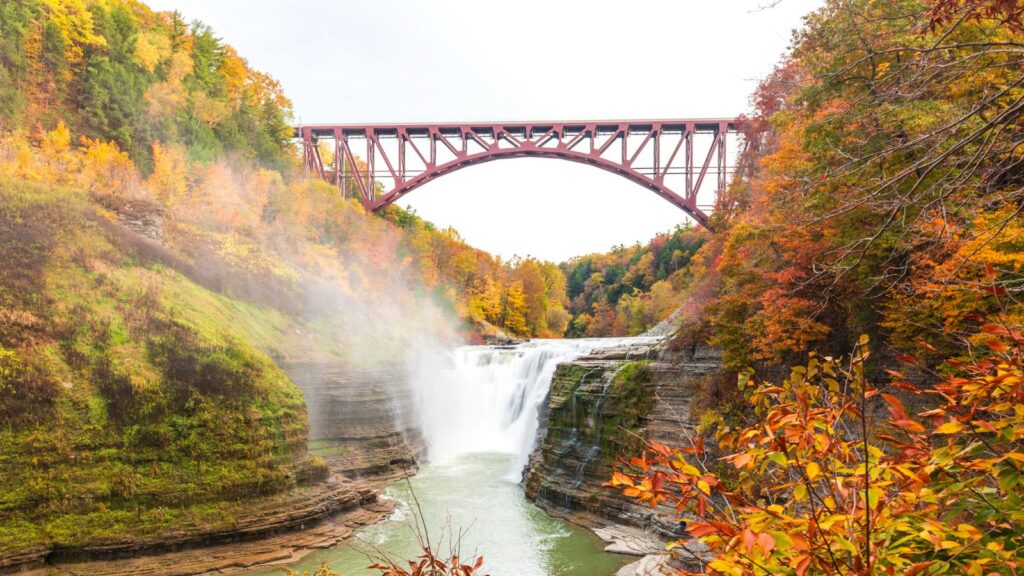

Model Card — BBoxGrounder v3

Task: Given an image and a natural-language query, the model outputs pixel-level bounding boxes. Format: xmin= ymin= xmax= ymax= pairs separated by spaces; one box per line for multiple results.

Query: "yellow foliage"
xmin=176 ymin=162 xmax=263 ymax=232
xmin=191 ymin=90 xmax=229 ymax=127
xmin=43 ymin=121 xmax=71 ymax=152
xmin=133 ymin=31 xmax=171 ymax=73
xmin=501 ymin=281 xmax=528 ymax=336
xmin=0 ymin=131 xmax=42 ymax=182
xmin=39 ymin=0 xmax=105 ymax=69
xmin=77 ymin=137 xmax=140 ymax=197
xmin=221 ymin=47 xmax=248 ymax=106
xmin=38 ymin=122 xmax=79 ymax=184
xmin=147 ymin=141 xmax=188 ymax=206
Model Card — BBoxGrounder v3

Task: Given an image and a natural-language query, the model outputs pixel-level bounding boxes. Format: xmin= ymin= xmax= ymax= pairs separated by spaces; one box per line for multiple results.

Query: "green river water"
xmin=255 ymin=453 xmax=629 ymax=576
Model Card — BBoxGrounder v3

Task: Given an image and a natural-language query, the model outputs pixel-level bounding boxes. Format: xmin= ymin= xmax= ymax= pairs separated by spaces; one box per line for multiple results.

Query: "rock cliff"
xmin=285 ymin=363 xmax=426 ymax=483
xmin=524 ymin=340 xmax=722 ymax=543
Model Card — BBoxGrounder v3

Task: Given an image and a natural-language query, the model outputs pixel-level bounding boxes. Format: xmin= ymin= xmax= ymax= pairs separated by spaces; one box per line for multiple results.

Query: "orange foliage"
xmin=76 ymin=137 xmax=140 ymax=197
xmin=612 ymin=322 xmax=1024 ymax=574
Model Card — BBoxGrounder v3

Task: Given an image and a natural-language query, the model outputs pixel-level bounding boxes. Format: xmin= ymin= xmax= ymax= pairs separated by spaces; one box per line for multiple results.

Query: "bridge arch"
xmin=298 ymin=119 xmax=741 ymax=230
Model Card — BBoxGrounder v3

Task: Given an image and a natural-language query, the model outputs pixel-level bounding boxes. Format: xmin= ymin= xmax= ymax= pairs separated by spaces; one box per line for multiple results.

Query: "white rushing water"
xmin=413 ymin=337 xmax=657 ymax=480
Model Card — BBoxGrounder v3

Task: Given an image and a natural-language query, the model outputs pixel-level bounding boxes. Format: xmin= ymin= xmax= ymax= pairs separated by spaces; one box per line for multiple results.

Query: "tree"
xmin=147 ymin=140 xmax=188 ymax=205
xmin=80 ymin=3 xmax=150 ymax=163
xmin=612 ymin=325 xmax=1024 ymax=575
xmin=512 ymin=258 xmax=548 ymax=336
xmin=501 ymin=281 xmax=528 ymax=336
xmin=545 ymin=305 xmax=570 ymax=336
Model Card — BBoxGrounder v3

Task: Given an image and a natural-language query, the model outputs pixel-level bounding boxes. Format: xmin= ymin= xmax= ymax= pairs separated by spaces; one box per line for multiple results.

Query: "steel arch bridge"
xmin=297 ymin=118 xmax=742 ymax=229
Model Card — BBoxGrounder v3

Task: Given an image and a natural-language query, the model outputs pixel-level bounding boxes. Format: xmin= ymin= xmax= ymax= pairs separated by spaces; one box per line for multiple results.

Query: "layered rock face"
xmin=21 ymin=477 xmax=394 ymax=576
xmin=524 ymin=341 xmax=722 ymax=539
xmin=17 ymin=364 xmax=429 ymax=574
xmin=285 ymin=363 xmax=426 ymax=483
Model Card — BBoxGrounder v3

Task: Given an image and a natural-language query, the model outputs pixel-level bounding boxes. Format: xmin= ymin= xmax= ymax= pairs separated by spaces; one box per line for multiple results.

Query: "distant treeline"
xmin=562 ymin=226 xmax=705 ymax=337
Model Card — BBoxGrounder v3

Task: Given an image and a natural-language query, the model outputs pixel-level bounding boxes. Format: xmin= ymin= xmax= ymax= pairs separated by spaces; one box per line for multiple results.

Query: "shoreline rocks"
xmin=31 ymin=490 xmax=396 ymax=576
xmin=8 ymin=476 xmax=385 ymax=575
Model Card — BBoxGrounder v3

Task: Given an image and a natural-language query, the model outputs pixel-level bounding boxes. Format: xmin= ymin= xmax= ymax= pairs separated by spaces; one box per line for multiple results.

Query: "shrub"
xmin=93 ymin=350 xmax=137 ymax=422
xmin=610 ymin=323 xmax=1024 ymax=575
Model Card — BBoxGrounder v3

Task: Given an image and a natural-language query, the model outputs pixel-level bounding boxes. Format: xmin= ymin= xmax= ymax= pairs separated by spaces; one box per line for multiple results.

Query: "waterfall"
xmin=413 ymin=337 xmax=654 ymax=481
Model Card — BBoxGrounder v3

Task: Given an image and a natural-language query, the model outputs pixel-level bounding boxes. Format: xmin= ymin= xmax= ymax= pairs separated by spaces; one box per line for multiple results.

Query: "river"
xmin=258 ymin=338 xmax=655 ymax=576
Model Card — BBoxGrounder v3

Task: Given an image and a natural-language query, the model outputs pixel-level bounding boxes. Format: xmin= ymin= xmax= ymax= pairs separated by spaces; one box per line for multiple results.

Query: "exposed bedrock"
xmin=524 ymin=340 xmax=722 ymax=544
xmin=7 ymin=364 xmax=427 ymax=575
xmin=284 ymin=363 xmax=426 ymax=483
xmin=17 ymin=477 xmax=394 ymax=576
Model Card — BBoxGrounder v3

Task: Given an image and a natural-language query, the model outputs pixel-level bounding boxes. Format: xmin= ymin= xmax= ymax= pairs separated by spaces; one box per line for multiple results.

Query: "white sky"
xmin=146 ymin=0 xmax=822 ymax=262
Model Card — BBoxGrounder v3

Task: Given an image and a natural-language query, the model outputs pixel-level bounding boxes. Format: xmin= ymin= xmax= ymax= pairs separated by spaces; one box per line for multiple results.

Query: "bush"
xmin=610 ymin=324 xmax=1024 ymax=575
xmin=93 ymin=350 xmax=137 ymax=422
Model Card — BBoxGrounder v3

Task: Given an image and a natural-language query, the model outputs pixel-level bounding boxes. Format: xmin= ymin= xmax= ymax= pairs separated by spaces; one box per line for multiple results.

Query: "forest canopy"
xmin=0 ymin=0 xmax=294 ymax=169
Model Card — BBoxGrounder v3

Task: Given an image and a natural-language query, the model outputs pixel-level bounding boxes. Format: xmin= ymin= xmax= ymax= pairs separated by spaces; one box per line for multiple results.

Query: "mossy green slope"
xmin=0 ymin=179 xmax=315 ymax=558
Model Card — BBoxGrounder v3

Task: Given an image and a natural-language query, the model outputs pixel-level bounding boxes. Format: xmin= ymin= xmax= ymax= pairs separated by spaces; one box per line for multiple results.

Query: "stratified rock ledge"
xmin=10 ymin=477 xmax=393 ymax=576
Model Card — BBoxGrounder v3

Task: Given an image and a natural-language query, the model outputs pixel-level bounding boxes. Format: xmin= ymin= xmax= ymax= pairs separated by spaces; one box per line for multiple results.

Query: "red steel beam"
xmin=297 ymin=118 xmax=742 ymax=230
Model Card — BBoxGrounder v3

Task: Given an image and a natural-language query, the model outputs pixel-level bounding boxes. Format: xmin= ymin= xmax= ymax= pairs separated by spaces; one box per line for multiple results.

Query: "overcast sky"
xmin=146 ymin=0 xmax=822 ymax=262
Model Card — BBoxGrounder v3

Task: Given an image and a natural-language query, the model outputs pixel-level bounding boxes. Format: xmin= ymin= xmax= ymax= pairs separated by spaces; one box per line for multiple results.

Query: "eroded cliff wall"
xmin=524 ymin=341 xmax=723 ymax=538
xmin=286 ymin=364 xmax=425 ymax=483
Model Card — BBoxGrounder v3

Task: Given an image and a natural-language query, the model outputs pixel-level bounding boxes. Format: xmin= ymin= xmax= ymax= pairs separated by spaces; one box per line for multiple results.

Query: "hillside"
xmin=562 ymin=225 xmax=705 ymax=337
xmin=0 ymin=0 xmax=291 ymax=169
xmin=675 ymin=0 xmax=1024 ymax=372
xmin=0 ymin=178 xmax=319 ymax=562
xmin=0 ymin=0 xmax=575 ymax=568
xmin=0 ymin=0 xmax=573 ymax=342
xmin=598 ymin=1 xmax=1024 ymax=573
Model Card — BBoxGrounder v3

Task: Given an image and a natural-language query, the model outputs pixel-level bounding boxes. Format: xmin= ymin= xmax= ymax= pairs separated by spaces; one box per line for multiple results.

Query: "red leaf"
xmin=795 ymin=555 xmax=812 ymax=576
xmin=881 ymin=393 xmax=909 ymax=421
xmin=687 ymin=522 xmax=719 ymax=538
xmin=757 ymin=531 xmax=777 ymax=554
xmin=985 ymin=285 xmax=1009 ymax=297
xmin=987 ymin=338 xmax=1009 ymax=353
xmin=891 ymin=381 xmax=921 ymax=393
xmin=894 ymin=419 xmax=927 ymax=433
xmin=649 ymin=441 xmax=672 ymax=457
xmin=743 ymin=528 xmax=757 ymax=553
xmin=905 ymin=561 xmax=936 ymax=576
xmin=981 ymin=323 xmax=1009 ymax=336
xmin=731 ymin=452 xmax=754 ymax=469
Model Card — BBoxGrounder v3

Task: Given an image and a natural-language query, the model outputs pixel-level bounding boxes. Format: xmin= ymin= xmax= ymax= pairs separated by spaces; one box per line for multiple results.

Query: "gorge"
xmin=272 ymin=337 xmax=674 ymax=575
xmin=18 ymin=335 xmax=694 ymax=576
xmin=4 ymin=1 xmax=1021 ymax=574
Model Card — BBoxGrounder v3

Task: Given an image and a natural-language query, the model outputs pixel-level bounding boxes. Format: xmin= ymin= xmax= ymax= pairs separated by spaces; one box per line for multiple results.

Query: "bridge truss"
xmin=297 ymin=118 xmax=742 ymax=229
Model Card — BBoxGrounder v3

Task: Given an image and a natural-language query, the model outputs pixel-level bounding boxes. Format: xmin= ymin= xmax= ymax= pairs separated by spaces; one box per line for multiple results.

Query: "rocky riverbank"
xmin=3 ymin=364 xmax=425 ymax=576
xmin=524 ymin=339 xmax=722 ymax=570
xmin=21 ymin=477 xmax=392 ymax=576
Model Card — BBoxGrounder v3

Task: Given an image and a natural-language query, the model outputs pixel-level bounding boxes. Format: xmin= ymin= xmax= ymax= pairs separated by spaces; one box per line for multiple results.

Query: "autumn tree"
xmin=501 ymin=281 xmax=529 ymax=336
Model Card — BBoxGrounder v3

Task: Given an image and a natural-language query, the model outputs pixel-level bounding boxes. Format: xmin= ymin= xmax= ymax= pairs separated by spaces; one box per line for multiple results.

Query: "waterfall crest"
xmin=413 ymin=337 xmax=654 ymax=480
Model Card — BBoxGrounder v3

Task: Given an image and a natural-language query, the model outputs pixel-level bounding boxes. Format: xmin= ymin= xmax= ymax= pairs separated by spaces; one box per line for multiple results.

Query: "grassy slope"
xmin=0 ymin=179 xmax=319 ymax=557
